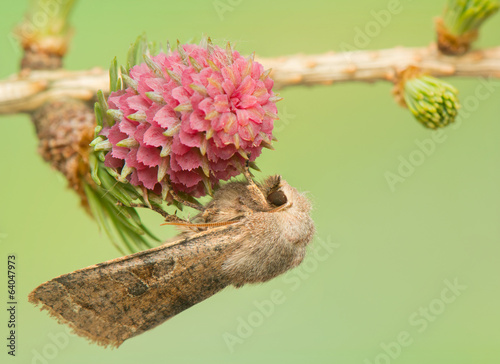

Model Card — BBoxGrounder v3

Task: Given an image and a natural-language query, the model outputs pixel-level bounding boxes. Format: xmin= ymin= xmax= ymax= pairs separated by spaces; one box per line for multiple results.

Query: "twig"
xmin=0 ymin=68 xmax=107 ymax=114
xmin=2 ymin=44 xmax=500 ymax=115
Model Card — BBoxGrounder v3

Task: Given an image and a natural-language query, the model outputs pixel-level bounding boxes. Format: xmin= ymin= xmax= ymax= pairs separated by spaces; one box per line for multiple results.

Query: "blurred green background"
xmin=1 ymin=0 xmax=500 ymax=363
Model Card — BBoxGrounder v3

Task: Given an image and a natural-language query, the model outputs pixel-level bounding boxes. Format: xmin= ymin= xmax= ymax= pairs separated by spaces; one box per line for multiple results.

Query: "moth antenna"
xmin=161 ymin=221 xmax=238 ymax=228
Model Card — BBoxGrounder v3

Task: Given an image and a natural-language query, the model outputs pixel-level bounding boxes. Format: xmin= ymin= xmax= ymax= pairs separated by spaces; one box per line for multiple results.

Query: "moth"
xmin=29 ymin=175 xmax=315 ymax=347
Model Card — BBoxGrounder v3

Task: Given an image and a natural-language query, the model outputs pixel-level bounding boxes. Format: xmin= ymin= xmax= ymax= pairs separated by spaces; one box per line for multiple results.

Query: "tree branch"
xmin=2 ymin=44 xmax=500 ymax=115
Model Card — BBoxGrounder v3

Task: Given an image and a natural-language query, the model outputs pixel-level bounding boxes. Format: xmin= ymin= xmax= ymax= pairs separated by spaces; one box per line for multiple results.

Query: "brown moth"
xmin=29 ymin=175 xmax=315 ymax=347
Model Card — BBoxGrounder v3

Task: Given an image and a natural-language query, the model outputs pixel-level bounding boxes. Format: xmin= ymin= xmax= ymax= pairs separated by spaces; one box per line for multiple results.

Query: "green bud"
xmin=404 ymin=75 xmax=460 ymax=129
xmin=444 ymin=0 xmax=500 ymax=36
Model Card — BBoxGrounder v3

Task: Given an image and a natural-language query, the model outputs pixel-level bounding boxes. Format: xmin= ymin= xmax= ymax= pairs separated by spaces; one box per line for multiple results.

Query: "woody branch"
xmin=2 ymin=44 xmax=500 ymax=115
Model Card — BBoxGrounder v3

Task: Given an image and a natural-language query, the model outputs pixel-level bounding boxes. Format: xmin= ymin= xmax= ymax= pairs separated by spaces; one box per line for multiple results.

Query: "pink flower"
xmin=101 ymin=41 xmax=278 ymax=197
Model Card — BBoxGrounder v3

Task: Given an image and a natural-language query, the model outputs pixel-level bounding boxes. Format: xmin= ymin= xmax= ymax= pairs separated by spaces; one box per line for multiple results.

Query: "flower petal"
xmin=214 ymin=95 xmax=230 ymax=113
xmin=173 ymin=148 xmax=202 ymax=171
xmin=137 ymin=145 xmax=162 ymax=167
xmin=143 ymin=125 xmax=168 ymax=147
xmin=153 ymin=105 xmax=179 ymax=129
xmin=137 ymin=167 xmax=159 ymax=190
xmin=179 ymin=130 xmax=202 ymax=148
xmin=104 ymin=152 xmax=124 ymax=169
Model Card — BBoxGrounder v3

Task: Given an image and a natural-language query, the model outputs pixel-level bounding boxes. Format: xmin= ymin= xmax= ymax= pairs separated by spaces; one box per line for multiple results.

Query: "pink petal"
xmin=130 ymin=63 xmax=151 ymax=80
xmin=108 ymin=124 xmax=127 ymax=144
xmin=263 ymin=101 xmax=278 ymax=115
xmin=214 ymin=95 xmax=230 ymax=113
xmin=99 ymin=126 xmax=111 ymax=138
xmin=137 ymin=167 xmax=159 ymax=190
xmin=127 ymin=94 xmax=151 ymax=112
xmin=180 ymin=114 xmax=196 ymax=134
xmin=108 ymin=90 xmax=126 ymax=109
xmin=212 ymin=131 xmax=234 ymax=148
xmin=129 ymin=170 xmax=140 ymax=186
xmin=104 ymin=153 xmax=124 ymax=169
xmin=126 ymin=149 xmax=144 ymax=169
xmin=238 ymin=122 xmax=260 ymax=142
xmin=136 ymin=145 xmax=162 ymax=167
xmin=238 ymin=95 xmax=258 ymax=109
xmin=222 ymin=79 xmax=235 ymax=96
xmin=264 ymin=76 xmax=274 ymax=91
xmin=198 ymin=98 xmax=214 ymax=115
xmin=189 ymin=111 xmax=210 ymax=132
xmin=174 ymin=181 xmax=206 ymax=198
xmin=146 ymin=103 xmax=163 ymax=125
xmin=179 ymin=130 xmax=202 ymax=148
xmin=180 ymin=69 xmax=195 ymax=89
xmin=206 ymin=140 xmax=236 ymax=161
xmin=162 ymin=85 xmax=182 ymax=109
xmin=171 ymin=134 xmax=191 ymax=155
xmin=235 ymin=76 xmax=256 ymax=97
xmin=235 ymin=109 xmax=251 ymax=126
xmin=173 ymin=148 xmax=202 ymax=171
xmin=261 ymin=117 xmax=274 ymax=133
xmin=153 ymin=105 xmax=179 ymax=129
xmin=253 ymin=81 xmax=271 ymax=104
xmin=213 ymin=165 xmax=238 ymax=180
xmin=247 ymin=104 xmax=265 ymax=122
xmin=111 ymin=146 xmax=129 ymax=160
xmin=211 ymin=158 xmax=239 ymax=180
xmin=169 ymin=169 xmax=203 ymax=188
xmin=251 ymin=62 xmax=264 ymax=80
xmin=133 ymin=123 xmax=149 ymax=144
xmin=143 ymin=125 xmax=168 ymax=147
xmin=169 ymin=154 xmax=182 ymax=172
xmin=246 ymin=146 xmax=263 ymax=160
xmin=195 ymin=68 xmax=211 ymax=86
xmin=152 ymin=53 xmax=168 ymax=69
xmin=230 ymin=62 xmax=242 ymax=84
xmin=213 ymin=112 xmax=237 ymax=132
xmin=235 ymin=57 xmax=249 ymax=75
xmin=144 ymin=77 xmax=166 ymax=94
xmin=119 ymin=119 xmax=139 ymax=137
xmin=189 ymin=92 xmax=204 ymax=110
xmin=171 ymin=86 xmax=191 ymax=104
xmin=137 ymin=76 xmax=153 ymax=96
xmin=206 ymin=74 xmax=224 ymax=98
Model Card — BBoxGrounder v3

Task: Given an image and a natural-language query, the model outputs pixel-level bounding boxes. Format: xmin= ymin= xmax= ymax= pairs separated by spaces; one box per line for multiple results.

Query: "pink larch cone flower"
xmin=101 ymin=41 xmax=278 ymax=197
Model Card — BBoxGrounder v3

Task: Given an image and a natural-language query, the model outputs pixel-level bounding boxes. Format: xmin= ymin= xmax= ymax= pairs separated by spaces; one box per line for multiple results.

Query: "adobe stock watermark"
xmin=213 ymin=0 xmax=243 ymax=21
xmin=274 ymin=106 xmax=296 ymax=133
xmin=339 ymin=0 xmax=413 ymax=60
xmin=222 ymin=235 xmax=340 ymax=353
xmin=364 ymin=278 xmax=467 ymax=364
xmin=385 ymin=77 xmax=500 ymax=192
xmin=7 ymin=0 xmax=66 ymax=54
xmin=31 ymin=326 xmax=76 ymax=364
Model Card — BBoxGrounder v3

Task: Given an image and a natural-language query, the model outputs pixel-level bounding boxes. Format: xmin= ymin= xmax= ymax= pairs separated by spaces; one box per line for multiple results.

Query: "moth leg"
xmin=241 ymin=160 xmax=256 ymax=186
xmin=241 ymin=160 xmax=268 ymax=207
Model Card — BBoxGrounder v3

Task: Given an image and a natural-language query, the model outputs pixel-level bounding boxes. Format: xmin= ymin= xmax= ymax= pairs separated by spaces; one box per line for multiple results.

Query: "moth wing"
xmin=29 ymin=228 xmax=237 ymax=347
